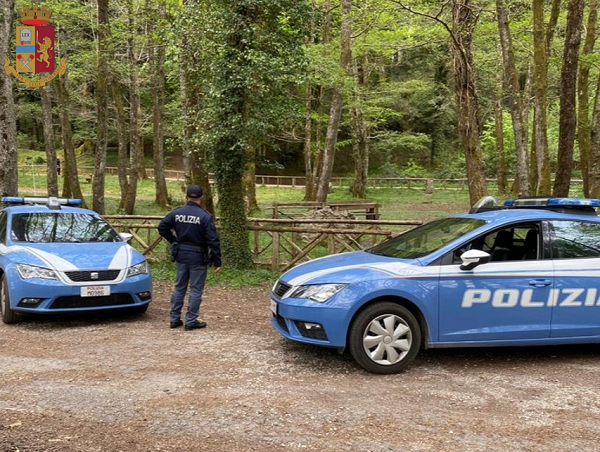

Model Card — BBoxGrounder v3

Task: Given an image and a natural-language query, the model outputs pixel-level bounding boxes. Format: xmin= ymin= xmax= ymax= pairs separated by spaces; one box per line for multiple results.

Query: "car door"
xmin=549 ymin=220 xmax=600 ymax=338
xmin=438 ymin=222 xmax=554 ymax=342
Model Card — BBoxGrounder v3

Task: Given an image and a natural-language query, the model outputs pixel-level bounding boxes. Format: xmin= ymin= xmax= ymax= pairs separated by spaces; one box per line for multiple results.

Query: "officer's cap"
xmin=186 ymin=184 xmax=203 ymax=198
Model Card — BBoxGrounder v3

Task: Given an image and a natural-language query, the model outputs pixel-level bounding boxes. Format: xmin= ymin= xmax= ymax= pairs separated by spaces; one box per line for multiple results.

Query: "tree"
xmin=39 ymin=83 xmax=58 ymax=197
xmin=149 ymin=0 xmax=169 ymax=208
xmin=93 ymin=0 xmax=109 ymax=214
xmin=124 ymin=0 xmax=139 ymax=214
xmin=577 ymin=0 xmax=599 ymax=197
xmin=316 ymin=0 xmax=352 ymax=203
xmin=0 ymin=0 xmax=18 ymax=197
xmin=496 ymin=0 xmax=528 ymax=196
xmin=554 ymin=0 xmax=585 ymax=197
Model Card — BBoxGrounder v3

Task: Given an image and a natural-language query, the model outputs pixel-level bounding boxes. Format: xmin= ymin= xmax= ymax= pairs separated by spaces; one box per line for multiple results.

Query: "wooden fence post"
xmin=272 ymin=232 xmax=280 ymax=271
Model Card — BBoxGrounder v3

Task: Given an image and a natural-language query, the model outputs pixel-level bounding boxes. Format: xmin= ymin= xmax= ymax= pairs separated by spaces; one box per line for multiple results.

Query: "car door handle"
xmin=529 ymin=279 xmax=551 ymax=287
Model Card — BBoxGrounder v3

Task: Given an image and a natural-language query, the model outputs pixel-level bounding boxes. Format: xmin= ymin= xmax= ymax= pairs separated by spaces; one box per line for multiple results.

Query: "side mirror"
xmin=119 ymin=232 xmax=133 ymax=242
xmin=459 ymin=249 xmax=490 ymax=271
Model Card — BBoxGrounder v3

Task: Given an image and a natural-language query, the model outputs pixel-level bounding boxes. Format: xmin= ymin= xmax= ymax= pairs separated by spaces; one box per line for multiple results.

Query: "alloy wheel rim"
xmin=0 ymin=282 xmax=5 ymax=316
xmin=362 ymin=314 xmax=412 ymax=365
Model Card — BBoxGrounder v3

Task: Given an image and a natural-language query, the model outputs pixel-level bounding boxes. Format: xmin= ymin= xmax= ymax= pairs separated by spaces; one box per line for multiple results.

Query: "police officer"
xmin=158 ymin=185 xmax=221 ymax=331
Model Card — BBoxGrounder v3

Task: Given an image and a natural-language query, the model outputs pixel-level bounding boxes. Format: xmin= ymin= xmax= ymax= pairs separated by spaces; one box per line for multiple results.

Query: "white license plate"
xmin=270 ymin=299 xmax=277 ymax=315
xmin=81 ymin=285 xmax=111 ymax=297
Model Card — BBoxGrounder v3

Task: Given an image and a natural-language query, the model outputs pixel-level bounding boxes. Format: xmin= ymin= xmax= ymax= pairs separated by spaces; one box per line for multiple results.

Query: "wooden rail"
xmin=105 ymin=215 xmax=423 ymax=271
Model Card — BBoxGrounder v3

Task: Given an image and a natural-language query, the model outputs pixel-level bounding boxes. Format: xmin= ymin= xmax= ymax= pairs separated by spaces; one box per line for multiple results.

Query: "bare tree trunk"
xmin=93 ymin=0 xmax=109 ymax=214
xmin=496 ymin=0 xmax=528 ymax=196
xmin=532 ymin=0 xmax=551 ymax=195
xmin=0 ymin=0 xmax=18 ymax=197
xmin=243 ymin=148 xmax=259 ymax=213
xmin=554 ymin=0 xmax=585 ymax=197
xmin=150 ymin=0 xmax=169 ymax=207
xmin=31 ymin=118 xmax=39 ymax=151
xmin=54 ymin=72 xmax=85 ymax=205
xmin=450 ymin=0 xmax=487 ymax=205
xmin=590 ymin=73 xmax=600 ymax=198
xmin=179 ymin=4 xmax=215 ymax=215
xmin=350 ymin=56 xmax=369 ymax=199
xmin=39 ymin=84 xmax=58 ymax=196
xmin=494 ymin=54 xmax=507 ymax=195
xmin=578 ymin=0 xmax=599 ymax=197
xmin=303 ymin=82 xmax=315 ymax=201
xmin=125 ymin=1 xmax=139 ymax=214
xmin=316 ymin=0 xmax=352 ymax=203
xmin=110 ymin=80 xmax=129 ymax=210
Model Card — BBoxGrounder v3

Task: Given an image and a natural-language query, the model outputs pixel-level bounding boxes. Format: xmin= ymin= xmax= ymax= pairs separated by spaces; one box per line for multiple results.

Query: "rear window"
xmin=552 ymin=220 xmax=600 ymax=259
xmin=10 ymin=212 xmax=121 ymax=243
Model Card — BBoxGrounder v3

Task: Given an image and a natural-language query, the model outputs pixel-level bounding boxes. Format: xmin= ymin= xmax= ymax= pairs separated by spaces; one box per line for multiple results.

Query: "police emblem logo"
xmin=3 ymin=5 xmax=66 ymax=87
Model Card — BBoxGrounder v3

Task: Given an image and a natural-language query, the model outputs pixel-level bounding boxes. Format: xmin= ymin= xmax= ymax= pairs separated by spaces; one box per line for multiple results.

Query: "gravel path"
xmin=1 ymin=281 xmax=600 ymax=451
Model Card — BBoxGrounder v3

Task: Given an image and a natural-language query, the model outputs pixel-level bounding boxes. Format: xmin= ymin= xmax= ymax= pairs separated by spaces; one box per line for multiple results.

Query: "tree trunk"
xmin=316 ymin=0 xmax=352 ymax=203
xmin=450 ymin=0 xmax=488 ymax=205
xmin=0 ymin=0 xmax=18 ymax=197
xmin=578 ymin=0 xmax=599 ymax=197
xmin=110 ymin=79 xmax=129 ymax=210
xmin=125 ymin=1 xmax=139 ymax=214
xmin=30 ymin=118 xmax=39 ymax=151
xmin=554 ymin=0 xmax=585 ymax=197
xmin=532 ymin=0 xmax=551 ymax=195
xmin=93 ymin=0 xmax=109 ymax=214
xmin=54 ymin=72 xmax=85 ymax=205
xmin=39 ymin=83 xmax=58 ymax=197
xmin=496 ymin=0 xmax=528 ymax=196
xmin=179 ymin=4 xmax=215 ymax=215
xmin=590 ymin=73 xmax=600 ymax=198
xmin=494 ymin=54 xmax=507 ymax=195
xmin=350 ymin=56 xmax=369 ymax=199
xmin=303 ymin=82 xmax=315 ymax=201
xmin=243 ymin=148 xmax=259 ymax=213
xmin=151 ymin=0 xmax=169 ymax=207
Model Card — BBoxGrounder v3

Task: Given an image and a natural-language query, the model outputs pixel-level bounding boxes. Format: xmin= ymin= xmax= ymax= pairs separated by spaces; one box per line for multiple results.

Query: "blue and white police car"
xmin=0 ymin=196 xmax=152 ymax=324
xmin=271 ymin=197 xmax=600 ymax=373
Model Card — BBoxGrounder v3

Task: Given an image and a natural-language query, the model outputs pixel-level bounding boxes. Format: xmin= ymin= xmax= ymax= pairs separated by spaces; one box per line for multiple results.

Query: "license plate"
xmin=270 ymin=299 xmax=277 ymax=315
xmin=81 ymin=285 xmax=111 ymax=297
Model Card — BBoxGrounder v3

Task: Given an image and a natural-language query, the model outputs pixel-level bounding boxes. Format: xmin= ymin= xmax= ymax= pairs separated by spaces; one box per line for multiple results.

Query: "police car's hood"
xmin=281 ymin=250 xmax=426 ymax=286
xmin=2 ymin=242 xmax=139 ymax=271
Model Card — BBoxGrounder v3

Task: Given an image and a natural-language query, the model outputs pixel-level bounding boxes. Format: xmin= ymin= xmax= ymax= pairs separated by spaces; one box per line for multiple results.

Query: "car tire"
xmin=348 ymin=302 xmax=421 ymax=374
xmin=1 ymin=275 xmax=20 ymax=324
xmin=128 ymin=303 xmax=149 ymax=315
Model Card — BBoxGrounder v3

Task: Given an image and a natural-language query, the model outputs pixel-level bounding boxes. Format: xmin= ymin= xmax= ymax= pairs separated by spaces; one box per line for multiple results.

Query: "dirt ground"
xmin=1 ymin=281 xmax=600 ymax=452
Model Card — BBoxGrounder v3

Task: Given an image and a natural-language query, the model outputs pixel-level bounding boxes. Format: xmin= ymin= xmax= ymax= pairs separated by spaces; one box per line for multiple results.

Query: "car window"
xmin=552 ymin=220 xmax=600 ymax=259
xmin=0 ymin=212 xmax=6 ymax=244
xmin=451 ymin=223 xmax=540 ymax=264
xmin=368 ymin=217 xmax=486 ymax=259
xmin=10 ymin=212 xmax=121 ymax=243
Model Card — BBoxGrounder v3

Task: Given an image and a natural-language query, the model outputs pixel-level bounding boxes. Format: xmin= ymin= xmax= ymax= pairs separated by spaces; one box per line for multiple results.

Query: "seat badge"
xmin=91 ymin=272 xmax=99 ymax=280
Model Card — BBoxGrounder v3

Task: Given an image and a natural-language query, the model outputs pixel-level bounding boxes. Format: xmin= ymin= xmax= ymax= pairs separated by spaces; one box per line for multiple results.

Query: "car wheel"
xmin=1 ymin=275 xmax=20 ymax=324
xmin=348 ymin=302 xmax=421 ymax=374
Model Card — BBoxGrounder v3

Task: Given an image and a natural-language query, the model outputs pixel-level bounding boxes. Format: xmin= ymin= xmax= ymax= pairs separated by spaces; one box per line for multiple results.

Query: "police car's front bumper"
xmin=6 ymin=268 xmax=152 ymax=314
xmin=270 ymin=295 xmax=349 ymax=348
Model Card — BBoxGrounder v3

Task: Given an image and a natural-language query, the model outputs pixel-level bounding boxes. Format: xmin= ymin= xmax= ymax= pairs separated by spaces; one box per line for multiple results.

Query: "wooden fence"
xmin=105 ymin=215 xmax=423 ymax=271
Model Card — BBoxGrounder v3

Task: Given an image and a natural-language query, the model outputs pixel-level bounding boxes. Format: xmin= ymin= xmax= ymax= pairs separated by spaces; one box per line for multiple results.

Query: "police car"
xmin=0 ymin=197 xmax=152 ymax=324
xmin=271 ymin=197 xmax=600 ymax=374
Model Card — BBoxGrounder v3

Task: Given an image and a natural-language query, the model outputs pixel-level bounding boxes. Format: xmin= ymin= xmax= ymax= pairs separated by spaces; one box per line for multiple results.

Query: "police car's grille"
xmin=273 ymin=280 xmax=291 ymax=298
xmin=65 ymin=270 xmax=121 ymax=282
xmin=50 ymin=294 xmax=134 ymax=309
xmin=274 ymin=313 xmax=289 ymax=333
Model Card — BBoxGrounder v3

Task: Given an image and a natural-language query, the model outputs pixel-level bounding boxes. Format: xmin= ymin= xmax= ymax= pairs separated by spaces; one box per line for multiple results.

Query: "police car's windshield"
xmin=368 ymin=217 xmax=486 ymax=259
xmin=10 ymin=213 xmax=121 ymax=243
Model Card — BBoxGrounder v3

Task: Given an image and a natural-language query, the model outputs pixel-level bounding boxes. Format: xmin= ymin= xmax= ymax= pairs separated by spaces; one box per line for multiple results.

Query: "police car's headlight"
xmin=290 ymin=284 xmax=347 ymax=303
xmin=16 ymin=264 xmax=58 ymax=280
xmin=127 ymin=261 xmax=148 ymax=277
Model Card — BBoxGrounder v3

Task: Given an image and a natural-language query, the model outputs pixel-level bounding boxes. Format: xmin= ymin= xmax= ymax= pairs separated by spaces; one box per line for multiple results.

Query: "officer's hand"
xmin=214 ymin=267 xmax=222 ymax=274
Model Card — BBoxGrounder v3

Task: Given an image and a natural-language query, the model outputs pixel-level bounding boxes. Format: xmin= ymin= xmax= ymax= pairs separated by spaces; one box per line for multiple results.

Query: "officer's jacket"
xmin=157 ymin=201 xmax=222 ymax=267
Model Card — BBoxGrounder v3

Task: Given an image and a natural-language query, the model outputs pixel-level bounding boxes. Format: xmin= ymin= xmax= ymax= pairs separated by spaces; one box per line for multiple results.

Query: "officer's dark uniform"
xmin=157 ymin=185 xmax=221 ymax=330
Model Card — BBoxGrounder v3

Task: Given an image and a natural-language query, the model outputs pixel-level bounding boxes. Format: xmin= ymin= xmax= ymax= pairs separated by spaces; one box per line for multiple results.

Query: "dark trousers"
xmin=170 ymin=261 xmax=208 ymax=325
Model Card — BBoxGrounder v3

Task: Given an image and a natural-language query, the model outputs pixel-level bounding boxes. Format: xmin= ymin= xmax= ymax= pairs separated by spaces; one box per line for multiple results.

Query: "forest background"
xmin=1 ymin=0 xmax=599 ymax=269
